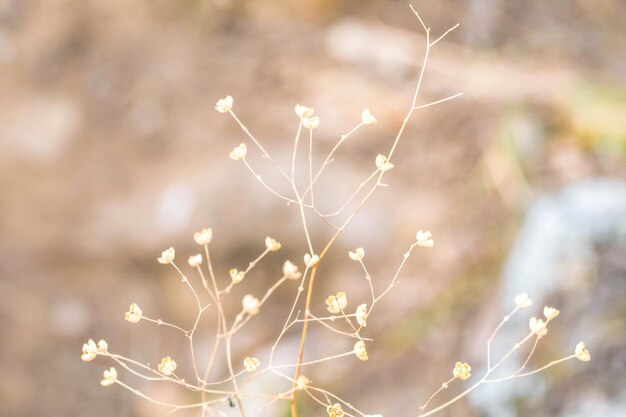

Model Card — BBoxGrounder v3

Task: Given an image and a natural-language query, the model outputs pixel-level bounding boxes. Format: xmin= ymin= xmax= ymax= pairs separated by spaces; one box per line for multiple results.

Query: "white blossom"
xmin=375 ymin=154 xmax=394 ymax=172
xmin=348 ymin=247 xmax=365 ymax=261
xmin=215 ymin=95 xmax=233 ymax=113
xmin=361 ymin=109 xmax=377 ymax=126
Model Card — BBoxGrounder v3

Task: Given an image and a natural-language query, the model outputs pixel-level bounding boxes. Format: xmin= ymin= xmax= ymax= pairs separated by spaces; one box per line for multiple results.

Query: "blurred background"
xmin=1 ymin=0 xmax=625 ymax=416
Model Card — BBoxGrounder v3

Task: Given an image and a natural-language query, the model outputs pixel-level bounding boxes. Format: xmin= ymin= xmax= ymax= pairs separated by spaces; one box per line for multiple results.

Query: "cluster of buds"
xmin=265 ymin=236 xmax=282 ymax=251
xmin=283 ymin=260 xmax=302 ymax=280
xmin=452 ymin=361 xmax=471 ymax=380
xmin=304 ymin=253 xmax=320 ymax=268
xmin=243 ymin=356 xmax=260 ymax=372
xmin=215 ymin=95 xmax=233 ymax=113
xmin=157 ymin=247 xmax=175 ymax=264
xmin=193 ymin=228 xmax=213 ymax=245
xmin=327 ymin=403 xmax=344 ymax=417
xmin=229 ymin=143 xmax=247 ymax=161
xmin=325 ymin=291 xmax=347 ymax=314
xmin=158 ymin=356 xmax=177 ymax=376
xmin=81 ymin=339 xmax=108 ymax=362
xmin=528 ymin=305 xmax=560 ymax=338
xmin=124 ymin=303 xmax=142 ymax=324
xmin=415 ymin=230 xmax=434 ymax=248
xmin=101 ymin=367 xmax=117 ymax=387
xmin=230 ymin=268 xmax=245 ymax=284
xmin=514 ymin=293 xmax=533 ymax=309
xmin=188 ymin=254 xmax=203 ymax=267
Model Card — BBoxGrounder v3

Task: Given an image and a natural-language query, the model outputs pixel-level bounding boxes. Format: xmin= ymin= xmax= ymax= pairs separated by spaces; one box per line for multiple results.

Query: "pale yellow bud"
xmin=243 ymin=356 xmax=260 ymax=372
xmin=215 ymin=95 xmax=233 ymax=113
xmin=529 ymin=317 xmax=548 ymax=337
xmin=415 ymin=230 xmax=434 ymax=247
xmin=229 ymin=143 xmax=247 ymax=161
xmin=353 ymin=340 xmax=368 ymax=361
xmin=361 ymin=109 xmax=377 ymax=126
xmin=124 ymin=303 xmax=143 ymax=324
xmin=230 ymin=268 xmax=245 ymax=284
xmin=303 ymin=116 xmax=320 ymax=130
xmin=453 ymin=361 xmax=471 ymax=380
xmin=295 ymin=104 xmax=314 ymax=118
xmin=100 ymin=367 xmax=117 ymax=387
xmin=242 ymin=294 xmax=260 ymax=315
xmin=356 ymin=303 xmax=368 ymax=327
xmin=304 ymin=253 xmax=320 ymax=268
xmin=348 ymin=247 xmax=365 ymax=261
xmin=158 ymin=356 xmax=177 ymax=376
xmin=575 ymin=341 xmax=591 ymax=362
xmin=543 ymin=306 xmax=560 ymax=321
xmin=157 ymin=247 xmax=175 ymax=264
xmin=283 ymin=260 xmax=302 ymax=280
xmin=188 ymin=254 xmax=203 ymax=267
xmin=325 ymin=291 xmax=347 ymax=314
xmin=194 ymin=228 xmax=213 ymax=245
xmin=81 ymin=339 xmax=97 ymax=362
xmin=514 ymin=293 xmax=532 ymax=309
xmin=375 ymin=154 xmax=394 ymax=172
xmin=265 ymin=236 xmax=281 ymax=251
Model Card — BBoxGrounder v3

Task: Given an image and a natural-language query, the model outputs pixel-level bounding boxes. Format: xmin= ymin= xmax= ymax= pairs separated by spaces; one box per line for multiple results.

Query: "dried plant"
xmin=81 ymin=5 xmax=591 ymax=417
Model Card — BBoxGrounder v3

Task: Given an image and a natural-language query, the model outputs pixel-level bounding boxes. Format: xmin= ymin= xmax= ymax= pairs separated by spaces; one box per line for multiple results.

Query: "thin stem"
xmin=229 ymin=110 xmax=291 ymax=181
xmin=301 ymin=122 xmax=364 ymax=200
xmin=487 ymin=306 xmax=519 ymax=370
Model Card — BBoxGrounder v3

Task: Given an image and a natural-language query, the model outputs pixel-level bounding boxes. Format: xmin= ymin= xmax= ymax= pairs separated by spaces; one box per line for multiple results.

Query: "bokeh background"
xmin=1 ymin=0 xmax=625 ymax=416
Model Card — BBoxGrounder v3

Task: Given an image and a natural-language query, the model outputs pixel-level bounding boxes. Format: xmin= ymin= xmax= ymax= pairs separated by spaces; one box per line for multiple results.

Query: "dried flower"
xmin=543 ymin=306 xmax=560 ymax=321
xmin=295 ymin=104 xmax=314 ymax=118
xmin=97 ymin=339 xmax=108 ymax=353
xmin=415 ymin=230 xmax=434 ymax=247
xmin=230 ymin=268 xmax=245 ymax=284
xmin=283 ymin=260 xmax=302 ymax=280
xmin=303 ymin=116 xmax=320 ymax=130
xmin=356 ymin=303 xmax=368 ymax=327
xmin=529 ymin=317 xmax=548 ymax=337
xmin=348 ymin=247 xmax=365 ymax=261
xmin=296 ymin=375 xmax=309 ymax=390
xmin=327 ymin=403 xmax=345 ymax=417
xmin=157 ymin=247 xmax=175 ymax=264
xmin=81 ymin=339 xmax=98 ymax=362
xmin=100 ymin=367 xmax=117 ymax=387
xmin=453 ymin=361 xmax=471 ymax=380
xmin=215 ymin=95 xmax=233 ymax=113
xmin=188 ymin=254 xmax=203 ymax=267
xmin=361 ymin=109 xmax=377 ymax=126
xmin=265 ymin=236 xmax=282 ymax=251
xmin=326 ymin=291 xmax=347 ymax=314
xmin=194 ymin=228 xmax=213 ymax=245
xmin=375 ymin=154 xmax=394 ymax=172
xmin=242 ymin=294 xmax=260 ymax=316
xmin=124 ymin=303 xmax=143 ymax=324
xmin=304 ymin=253 xmax=320 ymax=268
xmin=575 ymin=341 xmax=591 ymax=362
xmin=514 ymin=293 xmax=533 ymax=309
xmin=158 ymin=356 xmax=177 ymax=376
xmin=229 ymin=143 xmax=247 ymax=161
xmin=243 ymin=356 xmax=260 ymax=372
xmin=354 ymin=340 xmax=368 ymax=361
